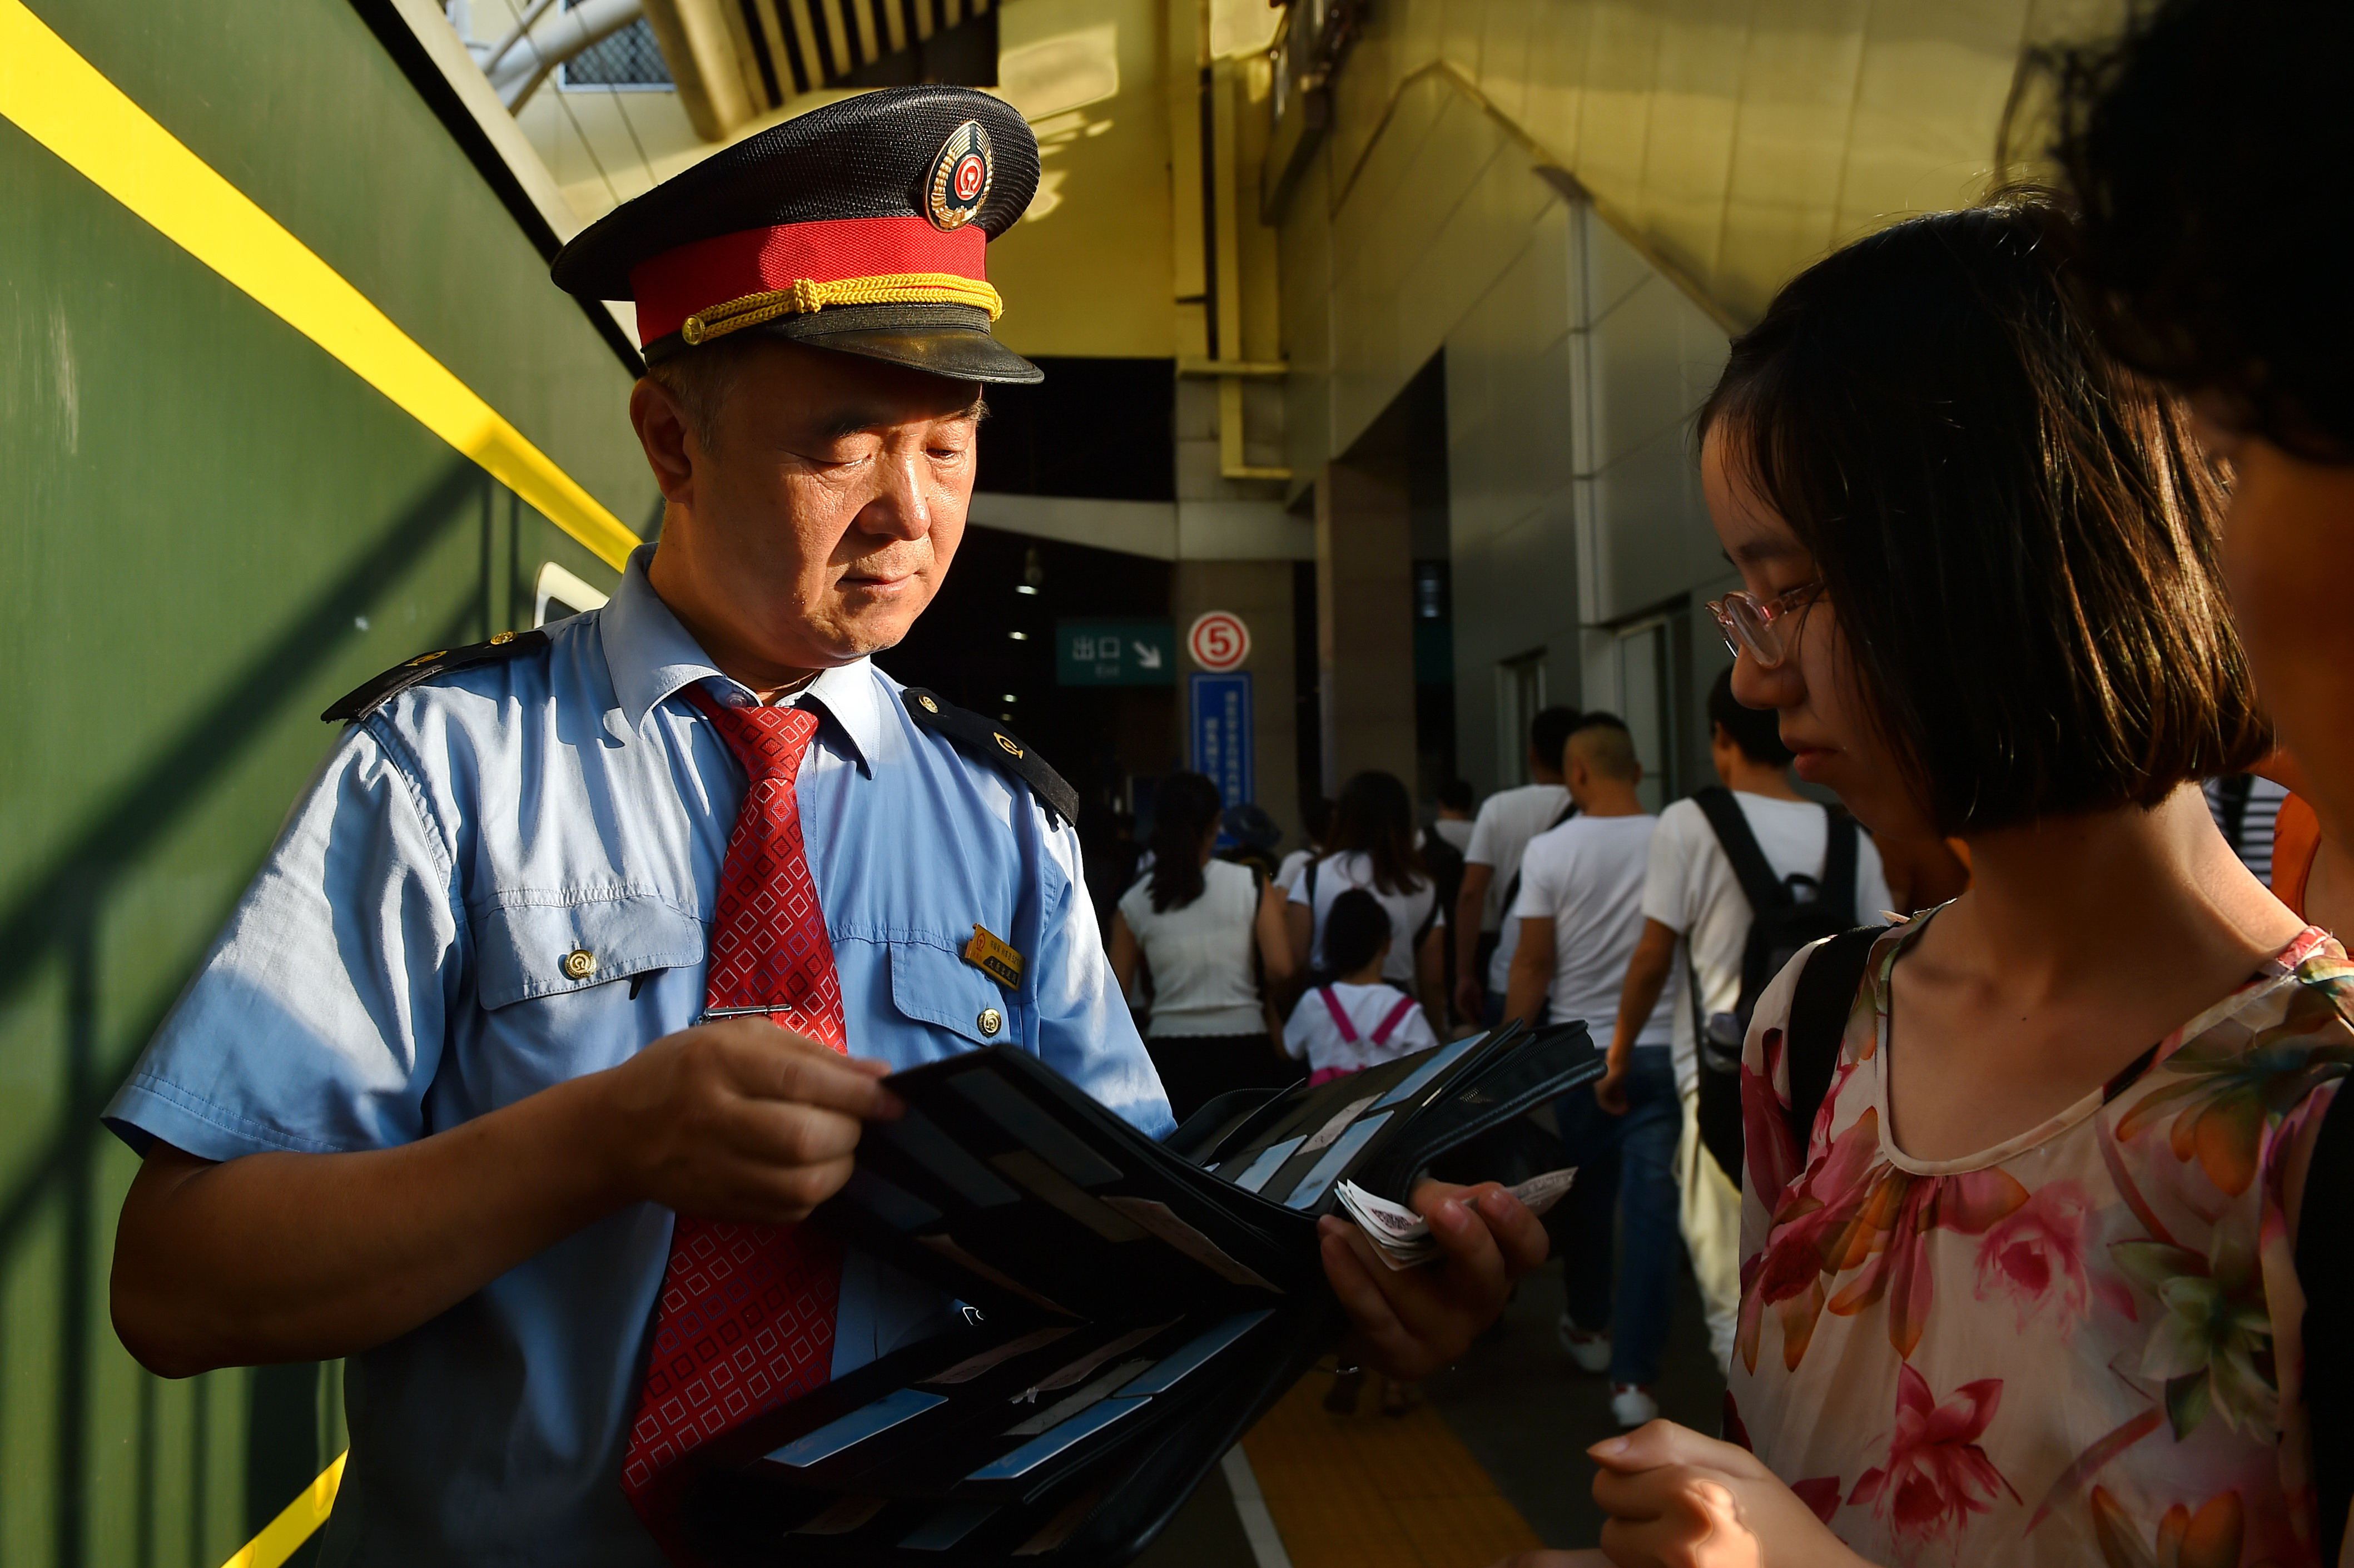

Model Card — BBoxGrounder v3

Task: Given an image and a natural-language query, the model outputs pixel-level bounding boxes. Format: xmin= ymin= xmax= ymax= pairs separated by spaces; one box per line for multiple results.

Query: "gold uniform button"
xmin=491 ymin=630 xmax=517 ymax=645
xmin=918 ymin=694 xmax=940 ymax=712
xmin=562 ymin=949 xmax=597 ymax=980
xmin=976 ymin=1007 xmax=1003 ymax=1038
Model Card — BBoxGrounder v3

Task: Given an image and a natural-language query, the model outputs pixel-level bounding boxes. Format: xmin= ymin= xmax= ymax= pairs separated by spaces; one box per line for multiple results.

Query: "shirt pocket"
xmin=887 ymin=938 xmax=1016 ymax=1048
xmin=473 ymin=889 xmax=707 ymax=1009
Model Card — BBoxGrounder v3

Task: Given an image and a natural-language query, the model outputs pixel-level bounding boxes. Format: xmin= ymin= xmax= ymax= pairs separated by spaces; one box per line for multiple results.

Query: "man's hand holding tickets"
xmin=1317 ymin=1178 xmax=1551 ymax=1382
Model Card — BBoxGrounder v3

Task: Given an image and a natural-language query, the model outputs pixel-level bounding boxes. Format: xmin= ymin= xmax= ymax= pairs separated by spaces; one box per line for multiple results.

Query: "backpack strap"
xmin=2299 ymin=1079 xmax=2354 ymax=1562
xmin=1370 ymin=994 xmax=1420 ymax=1046
xmin=1820 ymin=810 xmax=1861 ymax=925
xmin=1782 ymin=926 xmax=1883 ymax=1158
xmin=1692 ymin=786 xmax=1792 ymax=916
xmin=1498 ymin=797 xmax=1577 ymax=917
xmin=1318 ymin=987 xmax=1359 ymax=1043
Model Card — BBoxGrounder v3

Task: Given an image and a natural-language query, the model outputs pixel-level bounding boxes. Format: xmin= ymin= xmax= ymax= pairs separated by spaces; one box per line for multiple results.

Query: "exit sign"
xmin=1055 ymin=619 xmax=1176 ymax=686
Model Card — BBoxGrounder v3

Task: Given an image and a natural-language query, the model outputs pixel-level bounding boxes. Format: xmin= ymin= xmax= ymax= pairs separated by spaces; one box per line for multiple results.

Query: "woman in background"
xmin=1287 ymin=771 xmax=1448 ymax=1040
xmin=1109 ymin=772 xmax=1298 ymax=1123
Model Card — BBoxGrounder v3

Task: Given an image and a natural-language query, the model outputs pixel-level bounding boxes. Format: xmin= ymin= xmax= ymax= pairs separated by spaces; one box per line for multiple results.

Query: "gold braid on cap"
xmin=680 ymin=273 xmax=1005 ymax=345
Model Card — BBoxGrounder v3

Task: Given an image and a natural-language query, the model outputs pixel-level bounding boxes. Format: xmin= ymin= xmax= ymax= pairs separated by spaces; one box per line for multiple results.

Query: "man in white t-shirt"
xmin=1502 ymin=716 xmax=1681 ymax=1427
xmin=1453 ymin=707 xmax=1581 ymax=1025
xmin=1601 ymin=670 xmax=1892 ymax=1368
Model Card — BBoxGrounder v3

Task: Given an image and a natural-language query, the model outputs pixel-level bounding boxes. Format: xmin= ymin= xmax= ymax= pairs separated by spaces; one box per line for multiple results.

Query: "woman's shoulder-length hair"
xmin=1699 ymin=190 xmax=2269 ymax=836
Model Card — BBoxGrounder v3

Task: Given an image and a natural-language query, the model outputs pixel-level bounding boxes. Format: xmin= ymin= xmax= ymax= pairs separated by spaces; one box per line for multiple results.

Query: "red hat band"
xmin=629 ymin=216 xmax=997 ymax=348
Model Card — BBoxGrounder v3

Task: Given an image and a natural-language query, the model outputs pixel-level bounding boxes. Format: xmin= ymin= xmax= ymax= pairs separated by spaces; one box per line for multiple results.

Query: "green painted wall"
xmin=1 ymin=2 xmax=655 ymax=1561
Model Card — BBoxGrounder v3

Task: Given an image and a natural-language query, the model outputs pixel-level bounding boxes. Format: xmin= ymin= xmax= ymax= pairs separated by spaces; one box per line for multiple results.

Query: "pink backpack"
xmin=1308 ymin=988 xmax=1421 ymax=1085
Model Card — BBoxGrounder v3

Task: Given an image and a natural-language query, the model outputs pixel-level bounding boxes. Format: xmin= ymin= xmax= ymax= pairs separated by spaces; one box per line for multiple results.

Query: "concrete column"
xmin=1314 ymin=454 xmax=1418 ymax=794
xmin=1171 ymin=560 xmax=1301 ymax=845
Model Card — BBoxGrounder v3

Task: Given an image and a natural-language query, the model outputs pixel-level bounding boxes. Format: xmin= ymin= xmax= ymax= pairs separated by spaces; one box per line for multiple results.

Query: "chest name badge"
xmin=964 ymin=925 xmax=1024 ymax=990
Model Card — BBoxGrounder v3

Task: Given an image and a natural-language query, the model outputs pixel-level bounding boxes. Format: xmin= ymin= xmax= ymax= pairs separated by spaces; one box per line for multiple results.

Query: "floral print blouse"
xmin=1727 ymin=916 xmax=2354 ymax=1568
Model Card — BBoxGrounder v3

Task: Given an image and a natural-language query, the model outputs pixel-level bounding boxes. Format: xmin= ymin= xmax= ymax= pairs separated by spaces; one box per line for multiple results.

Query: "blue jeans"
xmin=1554 ymin=1045 xmax=1682 ymax=1387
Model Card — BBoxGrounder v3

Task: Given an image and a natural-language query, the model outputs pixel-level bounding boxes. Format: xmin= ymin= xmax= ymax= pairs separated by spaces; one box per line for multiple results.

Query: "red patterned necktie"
xmin=622 ymin=683 xmax=848 ymax=1549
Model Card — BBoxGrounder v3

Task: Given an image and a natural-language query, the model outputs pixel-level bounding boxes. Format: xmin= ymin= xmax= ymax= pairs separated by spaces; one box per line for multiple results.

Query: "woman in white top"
xmin=1285 ymin=771 xmax=1446 ymax=1039
xmin=1110 ymin=772 xmax=1297 ymax=1122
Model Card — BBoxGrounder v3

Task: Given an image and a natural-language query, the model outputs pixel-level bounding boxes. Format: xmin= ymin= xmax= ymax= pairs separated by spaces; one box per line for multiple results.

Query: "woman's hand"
xmin=1584 ymin=1421 xmax=1874 ymax=1568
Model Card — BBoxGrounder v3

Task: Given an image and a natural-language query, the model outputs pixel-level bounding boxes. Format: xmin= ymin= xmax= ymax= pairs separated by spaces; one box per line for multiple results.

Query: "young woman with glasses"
xmin=1499 ymin=192 xmax=2354 ymax=1568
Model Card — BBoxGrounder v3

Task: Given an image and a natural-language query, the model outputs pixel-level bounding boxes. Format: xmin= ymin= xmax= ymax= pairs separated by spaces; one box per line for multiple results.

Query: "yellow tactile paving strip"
xmin=1242 ymin=1373 xmax=1545 ymax=1568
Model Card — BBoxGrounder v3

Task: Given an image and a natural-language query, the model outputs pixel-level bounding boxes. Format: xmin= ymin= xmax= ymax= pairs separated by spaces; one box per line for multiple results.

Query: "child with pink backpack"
xmin=1283 ymin=888 xmax=1441 ymax=1085
xmin=1287 ymin=887 xmax=1446 ymax=1417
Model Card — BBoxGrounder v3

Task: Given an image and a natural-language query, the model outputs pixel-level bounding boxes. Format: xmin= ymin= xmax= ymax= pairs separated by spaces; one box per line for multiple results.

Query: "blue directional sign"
xmin=1189 ymin=672 xmax=1254 ymax=806
xmin=1055 ymin=619 xmax=1176 ymax=686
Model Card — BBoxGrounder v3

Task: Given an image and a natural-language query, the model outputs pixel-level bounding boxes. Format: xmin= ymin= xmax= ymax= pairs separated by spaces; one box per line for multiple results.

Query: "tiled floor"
xmin=1421 ymin=1252 xmax=1727 ymax=1550
xmin=1143 ymin=1249 xmax=1729 ymax=1567
xmin=1243 ymin=1369 xmax=1544 ymax=1568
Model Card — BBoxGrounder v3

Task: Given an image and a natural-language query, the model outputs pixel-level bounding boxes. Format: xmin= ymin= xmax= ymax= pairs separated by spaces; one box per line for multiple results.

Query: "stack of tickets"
xmin=1334 ymin=1168 xmax=1577 ymax=1271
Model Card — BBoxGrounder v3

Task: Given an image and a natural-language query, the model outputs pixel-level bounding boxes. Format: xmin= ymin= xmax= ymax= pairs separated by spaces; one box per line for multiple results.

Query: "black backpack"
xmin=1689 ymin=787 xmax=1858 ymax=1183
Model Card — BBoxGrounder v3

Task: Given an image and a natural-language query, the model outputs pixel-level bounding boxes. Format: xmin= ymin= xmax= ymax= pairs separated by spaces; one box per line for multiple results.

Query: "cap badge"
xmin=926 ymin=121 xmax=994 ymax=232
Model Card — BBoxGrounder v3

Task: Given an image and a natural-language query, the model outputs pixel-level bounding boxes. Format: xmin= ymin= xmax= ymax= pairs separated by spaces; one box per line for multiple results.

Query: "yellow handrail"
xmin=0 ymin=0 xmax=640 ymax=570
xmin=218 ymin=1452 xmax=346 ymax=1568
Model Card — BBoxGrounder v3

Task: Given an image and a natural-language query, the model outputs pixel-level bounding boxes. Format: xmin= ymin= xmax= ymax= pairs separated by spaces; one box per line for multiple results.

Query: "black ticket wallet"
xmin=683 ymin=1019 xmax=1601 ymax=1566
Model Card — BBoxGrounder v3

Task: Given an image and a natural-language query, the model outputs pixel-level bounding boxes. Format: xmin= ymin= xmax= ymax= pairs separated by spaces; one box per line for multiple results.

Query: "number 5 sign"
xmin=1186 ymin=611 xmax=1252 ymax=672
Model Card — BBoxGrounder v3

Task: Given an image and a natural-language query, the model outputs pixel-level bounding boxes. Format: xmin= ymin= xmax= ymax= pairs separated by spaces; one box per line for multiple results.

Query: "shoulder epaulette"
xmin=900 ymin=688 xmax=1079 ymax=828
xmin=321 ymin=629 xmax=552 ymax=723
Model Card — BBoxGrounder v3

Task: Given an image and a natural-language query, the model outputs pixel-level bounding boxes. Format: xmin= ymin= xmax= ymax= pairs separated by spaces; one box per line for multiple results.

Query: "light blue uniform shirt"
xmin=103 ymin=546 xmax=1171 ymax=1566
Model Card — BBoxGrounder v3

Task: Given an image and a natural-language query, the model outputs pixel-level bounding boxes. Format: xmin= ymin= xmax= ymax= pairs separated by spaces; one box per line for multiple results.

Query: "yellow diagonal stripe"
xmin=218 ymin=1451 xmax=346 ymax=1568
xmin=0 ymin=0 xmax=640 ymax=571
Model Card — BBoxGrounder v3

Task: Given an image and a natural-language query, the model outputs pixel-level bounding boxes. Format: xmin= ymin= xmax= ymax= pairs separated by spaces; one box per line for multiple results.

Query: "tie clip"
xmin=699 ymin=1003 xmax=789 ymax=1024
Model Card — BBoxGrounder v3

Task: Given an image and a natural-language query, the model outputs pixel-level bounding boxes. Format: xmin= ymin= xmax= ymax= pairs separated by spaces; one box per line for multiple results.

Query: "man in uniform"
xmin=102 ymin=88 xmax=1544 ymax=1565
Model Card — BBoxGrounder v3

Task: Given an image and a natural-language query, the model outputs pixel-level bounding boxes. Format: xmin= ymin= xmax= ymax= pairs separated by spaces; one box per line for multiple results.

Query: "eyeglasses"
xmin=1706 ymin=580 xmax=1824 ymax=669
